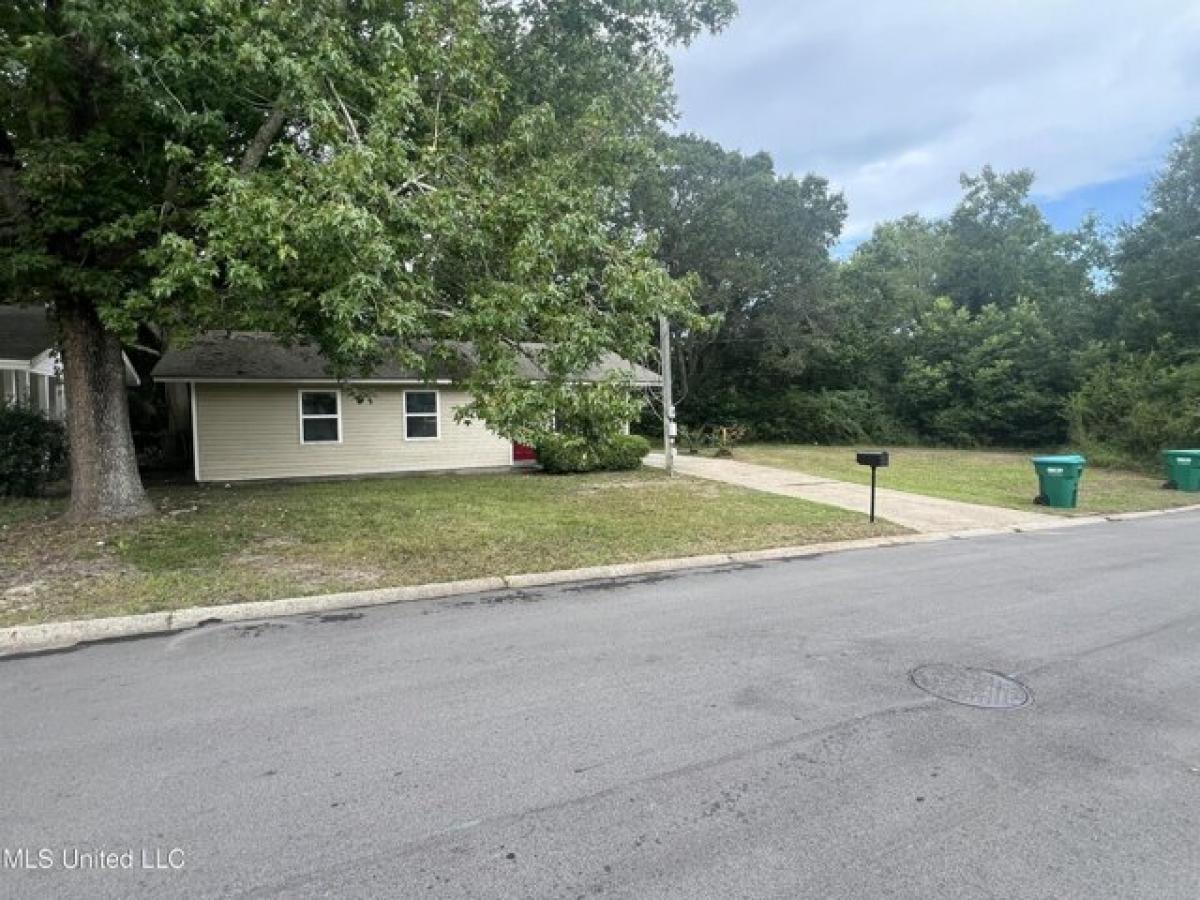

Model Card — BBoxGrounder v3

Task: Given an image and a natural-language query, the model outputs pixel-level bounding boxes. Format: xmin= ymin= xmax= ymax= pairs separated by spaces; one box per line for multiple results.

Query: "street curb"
xmin=0 ymin=533 xmax=936 ymax=657
xmin=4 ymin=503 xmax=1199 ymax=659
xmin=1103 ymin=502 xmax=1200 ymax=521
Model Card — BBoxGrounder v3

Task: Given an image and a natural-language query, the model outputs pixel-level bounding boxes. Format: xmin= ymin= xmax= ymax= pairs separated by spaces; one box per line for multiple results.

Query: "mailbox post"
xmin=856 ymin=451 xmax=890 ymax=523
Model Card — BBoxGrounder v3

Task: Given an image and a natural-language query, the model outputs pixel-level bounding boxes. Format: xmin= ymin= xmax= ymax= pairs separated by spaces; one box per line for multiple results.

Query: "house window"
xmin=404 ymin=390 xmax=439 ymax=440
xmin=299 ymin=390 xmax=341 ymax=444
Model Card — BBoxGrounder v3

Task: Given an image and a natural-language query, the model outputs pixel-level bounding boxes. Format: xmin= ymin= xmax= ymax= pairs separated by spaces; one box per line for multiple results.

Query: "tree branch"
xmin=326 ymin=79 xmax=361 ymax=145
xmin=238 ymin=98 xmax=288 ymax=176
xmin=158 ymin=163 xmax=179 ymax=235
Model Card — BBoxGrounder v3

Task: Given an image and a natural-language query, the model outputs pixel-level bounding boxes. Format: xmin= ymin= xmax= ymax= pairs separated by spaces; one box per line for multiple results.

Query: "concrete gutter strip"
xmin=4 ymin=502 xmax=1199 ymax=659
xmin=1 ymin=577 xmax=505 ymax=659
xmin=1105 ymin=505 xmax=1200 ymax=521
xmin=1 ymin=535 xmax=932 ymax=657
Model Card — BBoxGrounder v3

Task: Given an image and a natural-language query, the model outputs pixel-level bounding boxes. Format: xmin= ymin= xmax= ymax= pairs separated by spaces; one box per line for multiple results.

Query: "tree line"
xmin=640 ymin=127 xmax=1200 ymax=466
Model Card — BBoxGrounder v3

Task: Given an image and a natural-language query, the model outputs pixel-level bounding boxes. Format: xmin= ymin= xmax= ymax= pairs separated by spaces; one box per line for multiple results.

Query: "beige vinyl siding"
xmin=194 ymin=383 xmax=513 ymax=482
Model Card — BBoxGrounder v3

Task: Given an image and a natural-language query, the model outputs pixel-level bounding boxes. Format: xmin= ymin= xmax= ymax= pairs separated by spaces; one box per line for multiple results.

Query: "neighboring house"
xmin=0 ymin=305 xmax=140 ymax=420
xmin=1 ymin=304 xmax=66 ymax=418
xmin=153 ymin=332 xmax=661 ymax=483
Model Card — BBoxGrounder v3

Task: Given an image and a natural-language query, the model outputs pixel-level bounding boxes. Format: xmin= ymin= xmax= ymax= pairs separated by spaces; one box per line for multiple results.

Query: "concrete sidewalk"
xmin=648 ymin=453 xmax=1062 ymax=533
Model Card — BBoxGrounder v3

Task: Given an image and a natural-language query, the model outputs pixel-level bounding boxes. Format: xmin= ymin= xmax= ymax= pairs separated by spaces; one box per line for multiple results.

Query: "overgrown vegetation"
xmin=0 ymin=403 xmax=66 ymax=497
xmin=642 ymin=127 xmax=1200 ymax=463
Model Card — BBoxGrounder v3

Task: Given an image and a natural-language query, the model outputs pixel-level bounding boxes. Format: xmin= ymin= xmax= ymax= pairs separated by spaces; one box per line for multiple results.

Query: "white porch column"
xmin=37 ymin=373 xmax=51 ymax=415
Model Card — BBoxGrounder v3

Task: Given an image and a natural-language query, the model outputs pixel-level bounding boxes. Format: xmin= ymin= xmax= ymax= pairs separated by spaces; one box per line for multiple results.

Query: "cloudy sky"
xmin=671 ymin=0 xmax=1200 ymax=247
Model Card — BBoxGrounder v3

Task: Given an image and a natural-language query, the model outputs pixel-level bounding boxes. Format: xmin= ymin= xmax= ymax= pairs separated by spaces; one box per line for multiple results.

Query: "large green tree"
xmin=939 ymin=166 xmax=1102 ymax=316
xmin=804 ymin=168 xmax=1108 ymax=447
xmin=0 ymin=0 xmax=733 ymax=521
xmin=894 ymin=298 xmax=1076 ymax=446
xmin=1068 ymin=121 xmax=1200 ymax=463
xmin=1109 ymin=121 xmax=1200 ymax=350
xmin=629 ymin=133 xmax=846 ymax=418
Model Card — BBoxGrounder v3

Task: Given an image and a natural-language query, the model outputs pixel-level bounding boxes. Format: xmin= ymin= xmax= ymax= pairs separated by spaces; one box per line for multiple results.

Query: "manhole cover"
xmin=910 ymin=664 xmax=1031 ymax=709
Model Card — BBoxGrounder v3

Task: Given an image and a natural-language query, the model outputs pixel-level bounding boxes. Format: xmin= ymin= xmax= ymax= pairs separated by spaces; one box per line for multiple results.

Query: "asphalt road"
xmin=3 ymin=513 xmax=1200 ymax=899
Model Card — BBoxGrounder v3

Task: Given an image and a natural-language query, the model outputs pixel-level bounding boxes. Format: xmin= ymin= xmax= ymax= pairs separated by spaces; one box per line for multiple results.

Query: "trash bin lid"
xmin=1163 ymin=449 xmax=1200 ymax=458
xmin=1032 ymin=454 xmax=1086 ymax=465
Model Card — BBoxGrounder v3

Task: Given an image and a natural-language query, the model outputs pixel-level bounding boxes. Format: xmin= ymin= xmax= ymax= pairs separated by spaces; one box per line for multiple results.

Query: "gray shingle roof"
xmin=0 ymin=305 xmax=56 ymax=362
xmin=153 ymin=332 xmax=661 ymax=386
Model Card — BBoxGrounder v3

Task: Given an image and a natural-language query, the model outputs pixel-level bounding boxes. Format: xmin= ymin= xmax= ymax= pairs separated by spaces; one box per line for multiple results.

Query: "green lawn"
xmin=0 ymin=469 xmax=903 ymax=627
xmin=734 ymin=444 xmax=1199 ymax=516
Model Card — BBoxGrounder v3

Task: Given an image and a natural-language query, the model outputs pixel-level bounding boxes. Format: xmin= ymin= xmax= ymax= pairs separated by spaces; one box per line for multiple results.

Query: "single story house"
xmin=153 ymin=332 xmax=661 ymax=483
xmin=1 ymin=305 xmax=138 ymax=419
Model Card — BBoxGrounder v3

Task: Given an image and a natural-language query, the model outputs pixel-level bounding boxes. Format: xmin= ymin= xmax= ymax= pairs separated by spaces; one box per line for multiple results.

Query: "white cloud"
xmin=671 ymin=0 xmax=1200 ymax=238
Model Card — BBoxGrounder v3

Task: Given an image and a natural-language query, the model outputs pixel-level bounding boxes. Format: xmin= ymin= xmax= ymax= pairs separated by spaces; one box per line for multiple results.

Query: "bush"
xmin=1069 ymin=352 xmax=1200 ymax=465
xmin=535 ymin=433 xmax=650 ymax=474
xmin=0 ymin=403 xmax=67 ymax=497
xmin=596 ymin=434 xmax=650 ymax=470
xmin=535 ymin=434 xmax=594 ymax=474
xmin=746 ymin=389 xmax=914 ymax=445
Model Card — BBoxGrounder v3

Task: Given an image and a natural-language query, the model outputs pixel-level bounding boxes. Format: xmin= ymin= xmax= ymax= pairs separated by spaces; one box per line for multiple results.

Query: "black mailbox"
xmin=855 ymin=450 xmax=889 ymax=523
xmin=856 ymin=451 xmax=890 ymax=468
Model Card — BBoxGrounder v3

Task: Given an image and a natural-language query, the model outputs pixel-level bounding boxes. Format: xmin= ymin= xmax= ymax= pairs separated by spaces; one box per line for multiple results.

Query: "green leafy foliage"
xmin=744 ymin=390 xmax=912 ymax=445
xmin=658 ymin=154 xmax=1108 ymax=448
xmin=938 ymin=167 xmax=1103 ymax=314
xmin=630 ymin=134 xmax=847 ymax=421
xmin=598 ymin=434 xmax=652 ymax=470
xmin=0 ymin=404 xmax=66 ymax=497
xmin=893 ymin=299 xmax=1075 ymax=447
xmin=536 ymin=433 xmax=650 ymax=474
xmin=1070 ymin=353 xmax=1200 ymax=464
xmin=535 ymin=435 xmax=594 ymax=473
xmin=1 ymin=0 xmax=734 ymax=496
xmin=1108 ymin=124 xmax=1200 ymax=350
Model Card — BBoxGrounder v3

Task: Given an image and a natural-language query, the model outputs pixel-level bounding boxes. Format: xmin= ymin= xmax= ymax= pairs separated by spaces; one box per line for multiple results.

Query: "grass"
xmin=0 ymin=469 xmax=903 ymax=627
xmin=733 ymin=444 xmax=1200 ymax=516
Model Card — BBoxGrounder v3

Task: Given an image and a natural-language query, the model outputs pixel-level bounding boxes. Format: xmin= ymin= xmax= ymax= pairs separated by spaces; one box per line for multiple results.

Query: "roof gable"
xmin=0 ymin=306 xmax=56 ymax=362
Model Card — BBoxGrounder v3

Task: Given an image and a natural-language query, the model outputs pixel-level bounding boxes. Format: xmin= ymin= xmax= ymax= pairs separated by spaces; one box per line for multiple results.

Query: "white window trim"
xmin=298 ymin=389 xmax=343 ymax=445
xmin=403 ymin=389 xmax=440 ymax=441
xmin=190 ymin=382 xmax=201 ymax=483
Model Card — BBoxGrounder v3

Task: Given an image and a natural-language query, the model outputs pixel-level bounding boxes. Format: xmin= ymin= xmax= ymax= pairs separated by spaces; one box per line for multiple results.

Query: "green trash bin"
xmin=1163 ymin=450 xmax=1200 ymax=492
xmin=1031 ymin=455 xmax=1086 ymax=508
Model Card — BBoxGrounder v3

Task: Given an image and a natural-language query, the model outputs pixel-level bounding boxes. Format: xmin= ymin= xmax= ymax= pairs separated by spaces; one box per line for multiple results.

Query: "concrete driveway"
xmin=647 ymin=452 xmax=1062 ymax=532
xmin=2 ymin=514 xmax=1200 ymax=898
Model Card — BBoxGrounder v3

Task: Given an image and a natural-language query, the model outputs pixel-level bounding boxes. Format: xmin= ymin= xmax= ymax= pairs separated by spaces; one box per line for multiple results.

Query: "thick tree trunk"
xmin=58 ymin=302 xmax=153 ymax=522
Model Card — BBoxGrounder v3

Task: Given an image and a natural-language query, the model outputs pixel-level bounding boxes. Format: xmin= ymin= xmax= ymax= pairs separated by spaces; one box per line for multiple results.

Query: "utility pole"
xmin=659 ymin=315 xmax=675 ymax=476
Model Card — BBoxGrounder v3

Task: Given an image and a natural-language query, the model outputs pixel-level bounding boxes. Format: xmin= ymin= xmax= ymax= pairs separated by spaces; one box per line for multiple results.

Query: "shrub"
xmin=747 ymin=389 xmax=913 ymax=445
xmin=535 ymin=434 xmax=595 ymax=474
xmin=596 ymin=434 xmax=650 ymax=470
xmin=0 ymin=403 xmax=67 ymax=497
xmin=535 ymin=433 xmax=650 ymax=474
